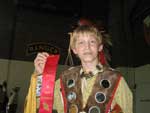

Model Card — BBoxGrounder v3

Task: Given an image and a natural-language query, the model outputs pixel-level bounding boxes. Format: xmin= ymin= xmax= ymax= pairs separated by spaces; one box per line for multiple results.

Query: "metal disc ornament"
xmin=88 ymin=106 xmax=101 ymax=113
xmin=67 ymin=79 xmax=75 ymax=88
xmin=67 ymin=91 xmax=76 ymax=102
xmin=95 ymin=92 xmax=106 ymax=103
xmin=100 ymin=79 xmax=111 ymax=88
xmin=69 ymin=104 xmax=78 ymax=113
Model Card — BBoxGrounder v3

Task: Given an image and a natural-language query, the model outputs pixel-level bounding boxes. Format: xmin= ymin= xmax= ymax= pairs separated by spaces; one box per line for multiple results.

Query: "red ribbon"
xmin=39 ymin=55 xmax=59 ymax=113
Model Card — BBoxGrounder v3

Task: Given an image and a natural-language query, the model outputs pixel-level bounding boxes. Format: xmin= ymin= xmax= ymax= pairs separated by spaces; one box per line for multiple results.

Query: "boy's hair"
xmin=70 ymin=25 xmax=103 ymax=49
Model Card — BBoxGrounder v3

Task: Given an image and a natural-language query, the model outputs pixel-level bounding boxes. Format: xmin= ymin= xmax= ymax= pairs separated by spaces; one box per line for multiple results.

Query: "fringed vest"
xmin=60 ymin=66 xmax=121 ymax=113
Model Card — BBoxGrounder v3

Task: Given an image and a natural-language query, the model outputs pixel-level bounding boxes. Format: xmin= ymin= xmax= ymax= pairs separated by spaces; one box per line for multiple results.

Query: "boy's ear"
xmin=98 ymin=44 xmax=103 ymax=52
xmin=72 ymin=48 xmax=77 ymax=55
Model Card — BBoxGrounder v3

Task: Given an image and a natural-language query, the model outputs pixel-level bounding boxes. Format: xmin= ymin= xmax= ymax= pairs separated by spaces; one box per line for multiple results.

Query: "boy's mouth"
xmin=83 ymin=52 xmax=92 ymax=55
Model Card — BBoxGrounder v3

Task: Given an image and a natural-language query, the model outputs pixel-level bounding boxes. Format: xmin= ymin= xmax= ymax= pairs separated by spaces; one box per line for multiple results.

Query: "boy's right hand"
xmin=34 ymin=52 xmax=49 ymax=75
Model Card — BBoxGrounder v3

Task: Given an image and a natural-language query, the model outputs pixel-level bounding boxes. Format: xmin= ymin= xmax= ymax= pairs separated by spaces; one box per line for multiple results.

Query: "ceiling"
xmin=15 ymin=0 xmax=109 ymax=18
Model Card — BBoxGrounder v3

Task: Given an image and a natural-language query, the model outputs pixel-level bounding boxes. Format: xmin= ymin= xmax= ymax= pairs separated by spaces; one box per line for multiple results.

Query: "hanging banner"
xmin=26 ymin=42 xmax=60 ymax=56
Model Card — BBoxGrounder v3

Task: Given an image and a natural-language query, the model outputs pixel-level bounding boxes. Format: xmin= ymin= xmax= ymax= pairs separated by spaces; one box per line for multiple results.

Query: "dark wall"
xmin=0 ymin=0 xmax=77 ymax=64
xmin=11 ymin=9 xmax=74 ymax=64
xmin=0 ymin=0 xmax=14 ymax=59
xmin=0 ymin=0 xmax=109 ymax=65
xmin=108 ymin=0 xmax=150 ymax=67
xmin=0 ymin=0 xmax=150 ymax=67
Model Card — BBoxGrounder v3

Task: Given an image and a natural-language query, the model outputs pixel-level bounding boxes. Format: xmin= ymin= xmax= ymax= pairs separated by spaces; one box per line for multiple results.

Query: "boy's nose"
xmin=85 ymin=42 xmax=90 ymax=49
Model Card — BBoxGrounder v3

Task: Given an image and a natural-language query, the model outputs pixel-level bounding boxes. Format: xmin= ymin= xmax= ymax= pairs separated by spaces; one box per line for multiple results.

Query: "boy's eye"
xmin=91 ymin=40 xmax=96 ymax=43
xmin=78 ymin=41 xmax=84 ymax=44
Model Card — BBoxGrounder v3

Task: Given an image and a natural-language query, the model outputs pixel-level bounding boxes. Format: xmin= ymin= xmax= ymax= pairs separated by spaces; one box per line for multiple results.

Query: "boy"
xmin=24 ymin=25 xmax=133 ymax=113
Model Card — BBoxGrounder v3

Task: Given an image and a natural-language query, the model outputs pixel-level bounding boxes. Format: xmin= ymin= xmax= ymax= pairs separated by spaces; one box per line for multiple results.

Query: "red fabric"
xmin=99 ymin=50 xmax=107 ymax=65
xmin=112 ymin=104 xmax=122 ymax=113
xmin=78 ymin=18 xmax=93 ymax=26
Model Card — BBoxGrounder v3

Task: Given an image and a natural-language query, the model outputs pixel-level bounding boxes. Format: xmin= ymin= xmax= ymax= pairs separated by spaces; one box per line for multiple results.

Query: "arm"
xmin=113 ymin=77 xmax=133 ymax=113
xmin=24 ymin=52 xmax=49 ymax=113
xmin=24 ymin=74 xmax=37 ymax=113
xmin=53 ymin=79 xmax=64 ymax=113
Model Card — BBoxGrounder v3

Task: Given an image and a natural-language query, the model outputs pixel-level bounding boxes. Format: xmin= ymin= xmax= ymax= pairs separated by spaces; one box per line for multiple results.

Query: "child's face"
xmin=72 ymin=33 xmax=103 ymax=63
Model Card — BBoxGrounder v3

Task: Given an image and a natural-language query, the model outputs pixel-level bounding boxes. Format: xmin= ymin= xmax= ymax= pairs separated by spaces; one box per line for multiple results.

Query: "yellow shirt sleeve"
xmin=113 ymin=77 xmax=133 ymax=113
xmin=53 ymin=78 xmax=64 ymax=113
xmin=24 ymin=74 xmax=37 ymax=113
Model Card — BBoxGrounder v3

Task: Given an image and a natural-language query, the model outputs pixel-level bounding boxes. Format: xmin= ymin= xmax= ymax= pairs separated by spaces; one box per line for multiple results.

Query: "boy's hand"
xmin=34 ymin=52 xmax=49 ymax=75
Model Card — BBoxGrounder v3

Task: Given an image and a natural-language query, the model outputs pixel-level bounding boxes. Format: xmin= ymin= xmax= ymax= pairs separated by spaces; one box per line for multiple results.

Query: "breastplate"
xmin=61 ymin=67 xmax=120 ymax=113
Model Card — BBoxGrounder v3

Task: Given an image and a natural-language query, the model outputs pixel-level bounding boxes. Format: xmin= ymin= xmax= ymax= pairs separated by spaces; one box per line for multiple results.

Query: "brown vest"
xmin=60 ymin=66 xmax=120 ymax=113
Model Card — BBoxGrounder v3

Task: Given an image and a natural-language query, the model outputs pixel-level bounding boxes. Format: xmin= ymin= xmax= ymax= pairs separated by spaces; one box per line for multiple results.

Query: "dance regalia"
xmin=24 ymin=55 xmax=133 ymax=113
xmin=59 ymin=65 xmax=125 ymax=113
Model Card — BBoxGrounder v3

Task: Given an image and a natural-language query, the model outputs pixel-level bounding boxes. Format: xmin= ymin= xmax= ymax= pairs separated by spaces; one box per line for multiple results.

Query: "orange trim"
xmin=111 ymin=104 xmax=122 ymax=113
xmin=105 ymin=75 xmax=122 ymax=113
